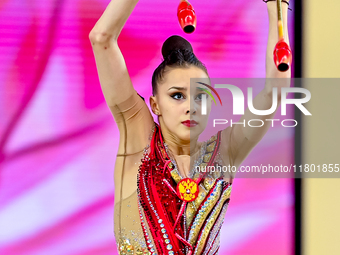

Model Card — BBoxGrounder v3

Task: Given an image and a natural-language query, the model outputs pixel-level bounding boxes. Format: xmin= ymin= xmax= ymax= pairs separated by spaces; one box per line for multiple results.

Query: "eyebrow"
xmin=196 ymin=82 xmax=211 ymax=87
xmin=168 ymin=86 xmax=187 ymax=91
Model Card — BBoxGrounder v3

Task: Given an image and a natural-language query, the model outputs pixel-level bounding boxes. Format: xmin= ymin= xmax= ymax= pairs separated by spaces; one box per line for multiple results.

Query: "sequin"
xmin=206 ymin=141 xmax=216 ymax=153
xmin=117 ymin=124 xmax=232 ymax=254
xmin=203 ymin=153 xmax=213 ymax=163
xmin=194 ymin=184 xmax=232 ymax=254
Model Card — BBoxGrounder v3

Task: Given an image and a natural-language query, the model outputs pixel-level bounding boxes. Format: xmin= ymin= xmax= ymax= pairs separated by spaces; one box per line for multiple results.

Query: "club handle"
xmin=277 ymin=0 xmax=284 ymax=40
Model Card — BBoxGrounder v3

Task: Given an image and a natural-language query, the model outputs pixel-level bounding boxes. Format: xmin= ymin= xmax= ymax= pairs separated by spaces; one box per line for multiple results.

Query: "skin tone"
xmin=150 ymin=66 xmax=213 ymax=177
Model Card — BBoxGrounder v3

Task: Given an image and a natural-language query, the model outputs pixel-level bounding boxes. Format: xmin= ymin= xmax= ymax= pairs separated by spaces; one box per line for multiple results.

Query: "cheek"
xmin=164 ymin=107 xmax=183 ymax=123
xmin=161 ymin=104 xmax=178 ymax=123
xmin=199 ymin=115 xmax=210 ymax=127
xmin=164 ymin=101 xmax=183 ymax=115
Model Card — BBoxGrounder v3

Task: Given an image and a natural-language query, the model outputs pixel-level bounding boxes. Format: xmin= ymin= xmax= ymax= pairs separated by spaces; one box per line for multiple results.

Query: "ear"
xmin=150 ymin=96 xmax=161 ymax=115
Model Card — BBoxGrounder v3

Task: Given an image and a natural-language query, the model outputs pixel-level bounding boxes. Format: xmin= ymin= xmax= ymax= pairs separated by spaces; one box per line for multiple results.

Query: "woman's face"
xmin=150 ymin=66 xmax=212 ymax=142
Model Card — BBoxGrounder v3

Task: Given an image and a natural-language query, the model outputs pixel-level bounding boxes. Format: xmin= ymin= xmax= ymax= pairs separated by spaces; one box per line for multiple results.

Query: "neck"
xmin=164 ymin=135 xmax=196 ymax=156
xmin=159 ymin=123 xmax=199 ymax=156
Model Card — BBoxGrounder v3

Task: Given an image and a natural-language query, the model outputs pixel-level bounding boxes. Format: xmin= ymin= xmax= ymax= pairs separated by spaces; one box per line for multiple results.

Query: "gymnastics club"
xmin=273 ymin=0 xmax=292 ymax=72
xmin=177 ymin=0 xmax=197 ymax=33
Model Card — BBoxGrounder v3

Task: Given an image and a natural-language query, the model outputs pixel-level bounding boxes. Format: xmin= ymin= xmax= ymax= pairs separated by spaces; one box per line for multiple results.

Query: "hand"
xmin=264 ymin=0 xmax=290 ymax=7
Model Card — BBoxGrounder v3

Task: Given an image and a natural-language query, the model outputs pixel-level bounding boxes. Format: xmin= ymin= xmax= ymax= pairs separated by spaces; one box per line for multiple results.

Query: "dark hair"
xmin=152 ymin=35 xmax=208 ymax=95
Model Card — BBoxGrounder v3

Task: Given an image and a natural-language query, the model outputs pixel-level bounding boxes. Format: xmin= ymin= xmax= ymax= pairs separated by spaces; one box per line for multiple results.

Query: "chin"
xmin=179 ymin=131 xmax=191 ymax=142
xmin=184 ymin=127 xmax=202 ymax=141
xmin=190 ymin=129 xmax=203 ymax=141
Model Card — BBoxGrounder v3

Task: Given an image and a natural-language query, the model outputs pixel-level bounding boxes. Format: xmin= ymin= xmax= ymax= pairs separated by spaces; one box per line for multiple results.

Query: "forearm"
xmin=88 ymin=0 xmax=140 ymax=107
xmin=89 ymin=0 xmax=139 ymax=42
xmin=265 ymin=1 xmax=291 ymax=79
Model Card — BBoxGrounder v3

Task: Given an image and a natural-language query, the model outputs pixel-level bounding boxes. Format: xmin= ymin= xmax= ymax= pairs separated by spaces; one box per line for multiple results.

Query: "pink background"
xmin=0 ymin=0 xmax=295 ymax=254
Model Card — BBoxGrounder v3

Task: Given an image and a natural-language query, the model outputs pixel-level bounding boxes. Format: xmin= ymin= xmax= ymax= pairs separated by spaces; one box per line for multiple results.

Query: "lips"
xmin=182 ymin=120 xmax=198 ymax=127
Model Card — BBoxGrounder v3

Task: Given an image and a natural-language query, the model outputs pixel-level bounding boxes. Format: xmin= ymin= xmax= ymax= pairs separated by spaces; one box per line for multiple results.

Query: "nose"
xmin=186 ymin=96 xmax=197 ymax=115
xmin=186 ymin=109 xmax=196 ymax=114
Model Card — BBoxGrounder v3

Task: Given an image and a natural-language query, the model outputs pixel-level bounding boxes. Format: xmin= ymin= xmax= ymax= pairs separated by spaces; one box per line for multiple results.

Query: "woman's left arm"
xmin=221 ymin=1 xmax=292 ymax=168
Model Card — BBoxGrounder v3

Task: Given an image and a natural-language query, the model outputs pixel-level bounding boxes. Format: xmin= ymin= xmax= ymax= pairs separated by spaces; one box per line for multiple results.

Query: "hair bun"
xmin=161 ymin=35 xmax=193 ymax=59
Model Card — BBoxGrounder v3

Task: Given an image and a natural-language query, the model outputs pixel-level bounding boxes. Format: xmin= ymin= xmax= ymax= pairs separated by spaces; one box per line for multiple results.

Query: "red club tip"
xmin=273 ymin=40 xmax=292 ymax=72
xmin=177 ymin=1 xmax=197 ymax=34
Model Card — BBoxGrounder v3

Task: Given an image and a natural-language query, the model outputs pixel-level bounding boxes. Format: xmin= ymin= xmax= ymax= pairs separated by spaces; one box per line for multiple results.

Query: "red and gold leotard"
xmin=112 ymin=91 xmax=232 ymax=255
xmin=136 ymin=123 xmax=232 ymax=255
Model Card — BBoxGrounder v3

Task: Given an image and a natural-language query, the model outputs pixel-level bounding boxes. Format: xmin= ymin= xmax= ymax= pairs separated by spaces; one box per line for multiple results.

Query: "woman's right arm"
xmin=89 ymin=0 xmax=154 ymax=154
xmin=88 ymin=0 xmax=138 ymax=105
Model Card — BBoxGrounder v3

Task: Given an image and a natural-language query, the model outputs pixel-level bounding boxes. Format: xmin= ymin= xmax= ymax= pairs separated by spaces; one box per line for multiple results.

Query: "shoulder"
xmin=114 ymin=90 xmax=155 ymax=155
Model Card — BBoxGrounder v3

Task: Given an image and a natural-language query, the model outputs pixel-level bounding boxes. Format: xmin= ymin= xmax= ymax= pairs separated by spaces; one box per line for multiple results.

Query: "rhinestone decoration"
xmin=128 ymin=125 xmax=231 ymax=255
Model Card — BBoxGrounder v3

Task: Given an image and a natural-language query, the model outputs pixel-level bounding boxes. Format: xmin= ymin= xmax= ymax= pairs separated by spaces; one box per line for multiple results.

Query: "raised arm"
xmin=89 ymin=0 xmax=139 ymax=106
xmin=89 ymin=0 xmax=154 ymax=154
xmin=265 ymin=0 xmax=291 ymax=80
xmin=221 ymin=1 xmax=292 ymax=169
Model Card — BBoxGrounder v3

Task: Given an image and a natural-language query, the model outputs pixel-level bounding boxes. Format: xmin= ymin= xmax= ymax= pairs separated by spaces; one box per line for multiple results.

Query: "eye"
xmin=171 ymin=92 xmax=185 ymax=100
xmin=195 ymin=93 xmax=207 ymax=101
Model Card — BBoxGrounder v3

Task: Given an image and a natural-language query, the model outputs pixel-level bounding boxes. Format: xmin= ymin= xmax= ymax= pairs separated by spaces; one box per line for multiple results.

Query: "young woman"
xmin=89 ymin=0 xmax=291 ymax=254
